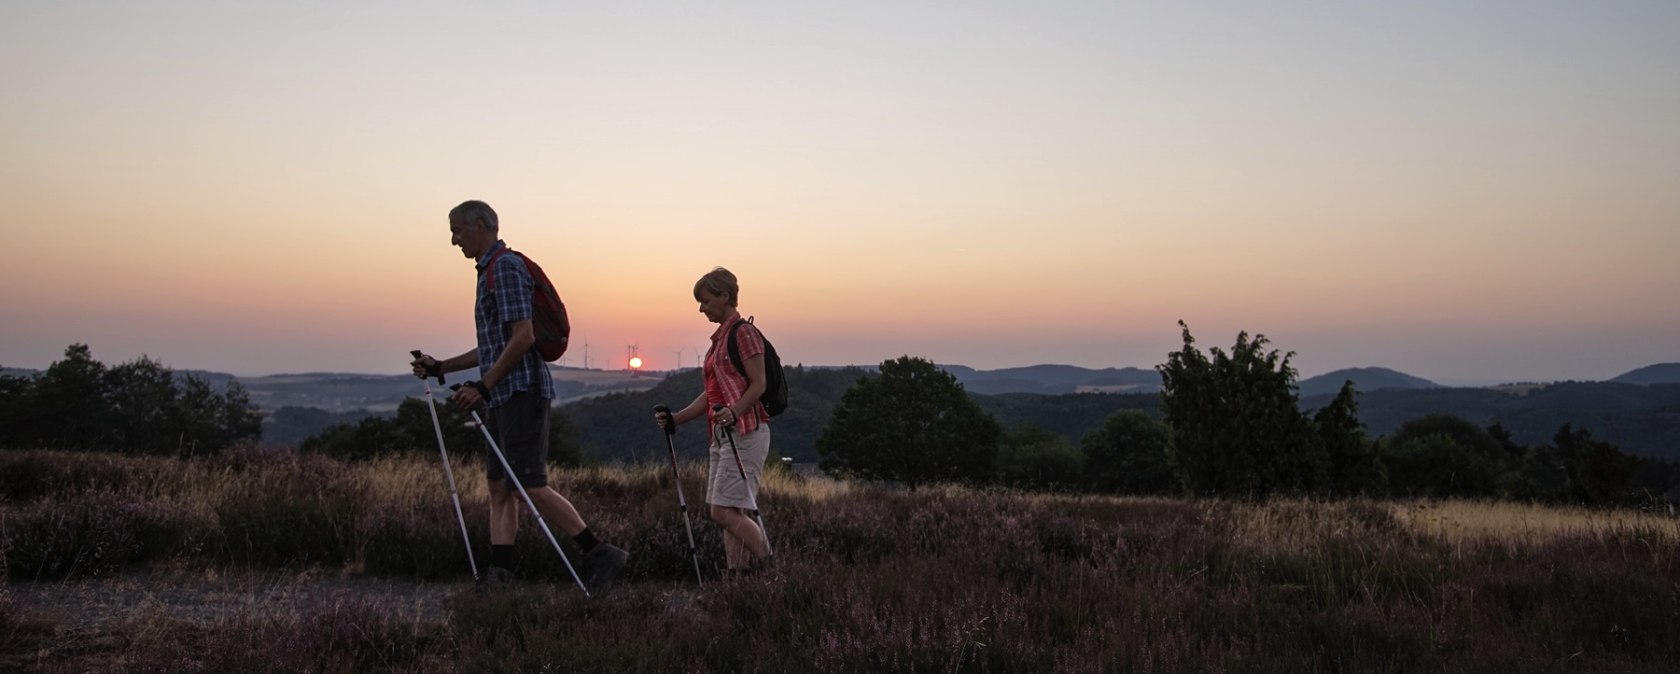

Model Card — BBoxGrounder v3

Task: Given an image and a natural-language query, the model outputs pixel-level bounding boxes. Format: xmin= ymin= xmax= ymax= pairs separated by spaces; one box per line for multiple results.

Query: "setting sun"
xmin=628 ymin=357 xmax=643 ymax=370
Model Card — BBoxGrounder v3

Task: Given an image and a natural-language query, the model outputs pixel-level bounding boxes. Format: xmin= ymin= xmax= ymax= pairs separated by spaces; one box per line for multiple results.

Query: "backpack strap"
xmin=481 ymin=248 xmax=517 ymax=291
xmin=726 ymin=316 xmax=754 ymax=377
xmin=480 ymin=249 xmax=529 ymax=357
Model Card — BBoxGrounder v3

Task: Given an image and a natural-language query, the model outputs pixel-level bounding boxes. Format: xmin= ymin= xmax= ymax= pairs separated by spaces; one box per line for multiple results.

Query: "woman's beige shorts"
xmin=707 ymin=423 xmax=770 ymax=509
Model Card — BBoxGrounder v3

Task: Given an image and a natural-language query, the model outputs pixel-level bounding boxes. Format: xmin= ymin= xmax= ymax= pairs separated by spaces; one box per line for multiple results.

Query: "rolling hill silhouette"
xmin=1610 ymin=363 xmax=1680 ymax=385
xmin=1297 ymin=367 xmax=1437 ymax=398
xmin=11 ymin=359 xmax=1673 ymax=462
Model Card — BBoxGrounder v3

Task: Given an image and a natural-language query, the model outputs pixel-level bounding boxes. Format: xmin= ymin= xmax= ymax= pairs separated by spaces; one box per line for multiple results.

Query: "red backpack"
xmin=485 ymin=248 xmax=571 ymax=362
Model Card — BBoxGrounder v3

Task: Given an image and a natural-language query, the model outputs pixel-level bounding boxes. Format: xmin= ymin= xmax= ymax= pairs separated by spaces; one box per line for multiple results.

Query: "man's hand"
xmin=450 ymin=381 xmax=491 ymax=410
xmin=410 ymin=351 xmax=443 ymax=383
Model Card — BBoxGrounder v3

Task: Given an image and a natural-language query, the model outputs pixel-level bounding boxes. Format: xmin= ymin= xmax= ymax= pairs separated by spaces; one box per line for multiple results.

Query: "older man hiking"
xmin=410 ymin=199 xmax=628 ymax=591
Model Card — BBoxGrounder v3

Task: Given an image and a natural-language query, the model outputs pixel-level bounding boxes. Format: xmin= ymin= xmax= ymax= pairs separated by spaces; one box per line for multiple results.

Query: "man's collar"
xmin=476 ymin=240 xmax=508 ymax=269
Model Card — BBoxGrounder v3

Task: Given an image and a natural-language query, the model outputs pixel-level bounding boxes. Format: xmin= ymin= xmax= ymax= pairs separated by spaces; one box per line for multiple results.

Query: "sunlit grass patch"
xmin=1391 ymin=499 xmax=1680 ymax=550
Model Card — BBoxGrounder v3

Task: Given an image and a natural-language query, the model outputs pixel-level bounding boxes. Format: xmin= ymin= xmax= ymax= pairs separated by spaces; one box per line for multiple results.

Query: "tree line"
xmin=295 ymin=397 xmax=584 ymax=467
xmin=815 ymin=324 xmax=1677 ymax=507
xmin=8 ymin=337 xmax=1674 ymax=508
xmin=0 ymin=344 xmax=262 ymax=455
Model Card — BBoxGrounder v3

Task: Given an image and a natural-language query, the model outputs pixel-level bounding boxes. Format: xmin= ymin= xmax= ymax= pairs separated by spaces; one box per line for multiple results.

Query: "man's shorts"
xmin=708 ymin=423 xmax=770 ymax=509
xmin=485 ymin=390 xmax=551 ymax=489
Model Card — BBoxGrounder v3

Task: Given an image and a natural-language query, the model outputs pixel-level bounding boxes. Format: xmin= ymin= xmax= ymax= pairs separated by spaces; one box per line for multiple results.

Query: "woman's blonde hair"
xmin=693 ymin=266 xmax=739 ymax=306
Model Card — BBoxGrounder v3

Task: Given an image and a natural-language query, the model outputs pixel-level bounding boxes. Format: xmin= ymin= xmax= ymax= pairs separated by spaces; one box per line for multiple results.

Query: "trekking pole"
xmin=410 ymin=351 xmax=479 ymax=581
xmin=654 ymin=405 xmax=704 ymax=586
xmin=713 ymin=405 xmax=772 ymax=554
xmin=452 ymin=384 xmax=591 ymax=597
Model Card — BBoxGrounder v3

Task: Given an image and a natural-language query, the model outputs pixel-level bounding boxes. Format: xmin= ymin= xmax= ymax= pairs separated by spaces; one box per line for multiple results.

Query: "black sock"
xmin=572 ymin=527 xmax=600 ymax=554
xmin=492 ymin=545 xmax=514 ymax=570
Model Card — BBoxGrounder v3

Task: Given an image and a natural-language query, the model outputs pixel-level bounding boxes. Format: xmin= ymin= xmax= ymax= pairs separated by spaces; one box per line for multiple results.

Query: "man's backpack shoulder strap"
xmin=482 ymin=248 xmax=522 ymax=291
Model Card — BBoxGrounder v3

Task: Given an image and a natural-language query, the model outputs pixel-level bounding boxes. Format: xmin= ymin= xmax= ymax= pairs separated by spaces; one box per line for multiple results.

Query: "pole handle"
xmin=711 ymin=403 xmax=736 ymax=429
xmin=654 ymin=404 xmax=676 ymax=435
xmin=411 ymin=349 xmax=445 ymax=384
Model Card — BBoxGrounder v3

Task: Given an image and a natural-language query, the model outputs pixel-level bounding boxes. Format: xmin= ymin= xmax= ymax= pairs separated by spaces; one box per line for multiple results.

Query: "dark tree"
xmin=1313 ymin=381 xmax=1387 ymax=495
xmin=104 ymin=356 xmax=183 ymax=454
xmin=0 ymin=372 xmax=35 ymax=444
xmin=1081 ymin=410 xmax=1177 ymax=494
xmin=817 ymin=356 xmax=1001 ymax=490
xmin=1553 ymin=424 xmax=1640 ymax=506
xmin=207 ymin=381 xmax=264 ymax=453
xmin=1157 ymin=322 xmax=1326 ymax=497
xmin=301 ymin=397 xmax=582 ymax=467
xmin=392 ymin=397 xmax=481 ymax=459
xmin=299 ymin=412 xmax=415 ymax=461
xmin=995 ymin=424 xmax=1084 ymax=491
xmin=0 ymin=344 xmax=260 ymax=454
xmin=1380 ymin=414 xmax=1516 ymax=498
xmin=24 ymin=344 xmax=112 ymax=449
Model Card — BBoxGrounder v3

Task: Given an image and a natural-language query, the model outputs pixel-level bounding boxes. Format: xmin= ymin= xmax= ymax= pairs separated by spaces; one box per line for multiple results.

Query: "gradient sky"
xmin=3 ymin=1 xmax=1677 ymax=386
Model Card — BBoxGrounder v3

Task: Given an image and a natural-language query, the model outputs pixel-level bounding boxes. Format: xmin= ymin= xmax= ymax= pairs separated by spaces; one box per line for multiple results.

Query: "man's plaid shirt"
xmin=475 ymin=240 xmax=555 ymax=408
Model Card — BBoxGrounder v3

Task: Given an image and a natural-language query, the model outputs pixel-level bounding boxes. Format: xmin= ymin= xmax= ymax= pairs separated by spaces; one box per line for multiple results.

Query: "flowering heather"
xmin=2 ymin=448 xmax=1677 ymax=673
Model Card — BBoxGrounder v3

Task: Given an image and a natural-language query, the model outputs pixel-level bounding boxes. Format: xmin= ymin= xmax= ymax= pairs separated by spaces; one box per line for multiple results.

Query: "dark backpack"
xmin=726 ymin=316 xmax=789 ymax=417
xmin=484 ymin=248 xmax=571 ymax=362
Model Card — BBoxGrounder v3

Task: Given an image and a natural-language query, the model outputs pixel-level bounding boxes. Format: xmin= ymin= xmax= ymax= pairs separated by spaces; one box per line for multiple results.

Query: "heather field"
xmin=2 ymin=448 xmax=1677 ymax=673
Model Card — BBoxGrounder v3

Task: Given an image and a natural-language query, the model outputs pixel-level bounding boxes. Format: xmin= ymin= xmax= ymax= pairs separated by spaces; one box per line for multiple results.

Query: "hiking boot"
xmin=474 ymin=566 xmax=516 ymax=594
xmin=726 ymin=554 xmax=779 ymax=582
xmin=580 ymin=543 xmax=629 ymax=594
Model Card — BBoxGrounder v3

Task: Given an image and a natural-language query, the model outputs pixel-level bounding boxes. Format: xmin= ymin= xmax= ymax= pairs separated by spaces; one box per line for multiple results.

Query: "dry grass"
xmin=5 ymin=448 xmax=1679 ymax=673
xmin=1392 ymin=499 xmax=1680 ymax=551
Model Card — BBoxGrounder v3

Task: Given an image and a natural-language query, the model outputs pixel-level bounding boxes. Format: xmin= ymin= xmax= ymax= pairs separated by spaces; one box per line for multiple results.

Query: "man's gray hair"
xmin=449 ymin=200 xmax=499 ymax=234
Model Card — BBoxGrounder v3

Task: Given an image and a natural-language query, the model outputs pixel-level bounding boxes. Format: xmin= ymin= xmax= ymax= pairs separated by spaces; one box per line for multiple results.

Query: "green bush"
xmin=1382 ymin=414 xmax=1516 ymax=498
xmin=995 ymin=425 xmax=1084 ymax=491
xmin=1082 ymin=410 xmax=1177 ymax=494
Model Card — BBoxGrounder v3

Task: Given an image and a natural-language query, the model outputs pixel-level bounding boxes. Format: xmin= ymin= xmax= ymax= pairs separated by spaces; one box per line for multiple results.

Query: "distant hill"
xmin=943 ymin=364 xmax=1159 ymax=395
xmin=1611 ymin=363 xmax=1680 ymax=385
xmin=262 ymin=406 xmax=383 ymax=446
xmin=247 ymin=368 xmax=662 ymax=443
xmin=972 ymin=392 xmax=1161 ymax=440
xmin=558 ymin=366 xmax=1161 ymax=465
xmin=1301 ymin=381 xmax=1680 ymax=462
xmin=1297 ymin=367 xmax=1437 ymax=398
xmin=239 ymin=367 xmax=661 ymax=415
xmin=562 ymin=366 xmax=869 ymax=464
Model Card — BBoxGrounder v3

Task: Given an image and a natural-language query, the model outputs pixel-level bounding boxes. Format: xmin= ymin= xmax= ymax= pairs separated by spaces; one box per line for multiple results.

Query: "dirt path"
xmin=5 ymin=569 xmax=469 ymax=631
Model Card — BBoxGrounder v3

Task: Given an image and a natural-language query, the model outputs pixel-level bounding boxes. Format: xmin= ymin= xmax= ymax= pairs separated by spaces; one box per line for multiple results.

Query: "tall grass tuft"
xmin=209 ymin=453 xmax=367 ymax=567
xmin=4 ymin=447 xmax=1678 ymax=672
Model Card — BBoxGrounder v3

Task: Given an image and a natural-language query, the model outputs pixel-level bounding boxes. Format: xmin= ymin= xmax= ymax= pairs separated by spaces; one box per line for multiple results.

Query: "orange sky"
xmin=3 ymin=2 xmax=1677 ymax=385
